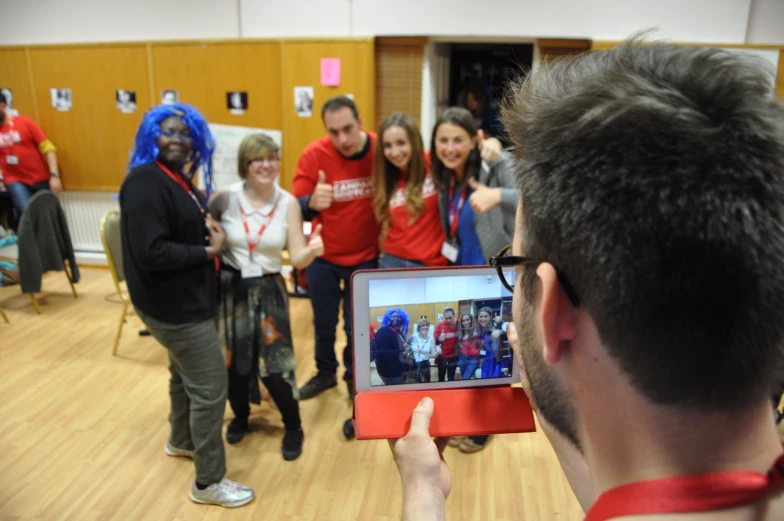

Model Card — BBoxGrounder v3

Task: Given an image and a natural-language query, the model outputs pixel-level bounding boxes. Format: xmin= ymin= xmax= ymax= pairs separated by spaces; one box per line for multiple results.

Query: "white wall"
xmin=746 ymin=0 xmax=784 ymax=44
xmin=369 ymin=273 xmax=512 ymax=307
xmin=0 ymin=0 xmax=240 ymax=45
xmin=6 ymin=0 xmax=784 ymax=45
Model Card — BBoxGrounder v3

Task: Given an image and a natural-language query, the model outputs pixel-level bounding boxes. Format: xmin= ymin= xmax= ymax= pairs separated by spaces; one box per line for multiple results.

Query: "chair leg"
xmin=64 ymin=261 xmax=78 ymax=299
xmin=29 ymin=294 xmax=41 ymax=314
xmin=112 ymin=300 xmax=129 ymax=356
xmin=0 ymin=305 xmax=8 ymax=324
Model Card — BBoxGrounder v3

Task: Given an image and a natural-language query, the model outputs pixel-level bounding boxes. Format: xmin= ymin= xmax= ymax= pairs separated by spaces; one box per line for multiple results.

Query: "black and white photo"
xmin=227 ymin=91 xmax=248 ymax=114
xmin=161 ymin=89 xmax=178 ymax=105
xmin=50 ymin=88 xmax=72 ymax=111
xmin=116 ymin=90 xmax=137 ymax=113
xmin=294 ymin=86 xmax=314 ymax=118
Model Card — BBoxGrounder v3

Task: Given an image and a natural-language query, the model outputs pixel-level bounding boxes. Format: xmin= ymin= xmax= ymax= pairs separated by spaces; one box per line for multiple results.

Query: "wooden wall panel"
xmin=280 ymin=39 xmax=375 ymax=189
xmin=27 ymin=45 xmax=151 ymax=191
xmin=375 ymin=38 xmax=425 ymax=127
xmin=591 ymin=41 xmax=784 ymax=100
xmin=0 ymin=49 xmax=37 ymax=120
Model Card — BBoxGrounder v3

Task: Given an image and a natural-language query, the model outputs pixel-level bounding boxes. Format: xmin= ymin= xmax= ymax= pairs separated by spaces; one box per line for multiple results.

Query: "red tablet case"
xmin=351 ymin=267 xmax=537 ymax=440
xmin=354 ymin=386 xmax=536 ymax=440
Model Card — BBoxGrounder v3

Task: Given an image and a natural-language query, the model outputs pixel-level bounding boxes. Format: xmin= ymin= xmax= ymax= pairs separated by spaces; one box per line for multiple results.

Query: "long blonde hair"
xmin=373 ymin=113 xmax=427 ymax=225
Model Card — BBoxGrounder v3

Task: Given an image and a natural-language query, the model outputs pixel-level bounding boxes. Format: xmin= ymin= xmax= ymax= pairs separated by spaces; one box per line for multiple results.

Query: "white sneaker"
xmin=189 ymin=478 xmax=254 ymax=508
xmin=164 ymin=441 xmax=194 ymax=459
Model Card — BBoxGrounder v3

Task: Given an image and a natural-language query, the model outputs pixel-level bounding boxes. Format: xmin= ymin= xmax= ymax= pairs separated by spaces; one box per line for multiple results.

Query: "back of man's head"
xmin=502 ymin=40 xmax=784 ymax=410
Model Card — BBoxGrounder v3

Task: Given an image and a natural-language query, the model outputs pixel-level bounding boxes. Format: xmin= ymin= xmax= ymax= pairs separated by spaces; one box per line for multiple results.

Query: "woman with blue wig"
xmin=119 ymin=103 xmax=254 ymax=508
xmin=373 ymin=308 xmax=411 ymax=385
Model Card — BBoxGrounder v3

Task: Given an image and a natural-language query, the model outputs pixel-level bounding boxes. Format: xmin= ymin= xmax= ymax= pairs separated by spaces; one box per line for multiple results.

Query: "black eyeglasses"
xmin=489 ymin=245 xmax=581 ymax=307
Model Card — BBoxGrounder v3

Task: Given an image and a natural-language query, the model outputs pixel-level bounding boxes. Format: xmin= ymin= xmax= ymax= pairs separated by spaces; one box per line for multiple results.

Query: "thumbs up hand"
xmin=308 ymin=170 xmax=334 ymax=211
xmin=308 ymin=223 xmax=325 ymax=257
xmin=468 ymin=178 xmax=501 ymax=214
xmin=477 ymin=130 xmax=502 ymax=162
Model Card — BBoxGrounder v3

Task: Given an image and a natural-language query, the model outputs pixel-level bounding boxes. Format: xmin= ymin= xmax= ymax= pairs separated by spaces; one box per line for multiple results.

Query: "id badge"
xmin=241 ymin=264 xmax=263 ymax=279
xmin=440 ymin=241 xmax=459 ymax=263
xmin=6 ymin=155 xmax=18 ymax=165
xmin=480 ymin=350 xmax=487 ymax=356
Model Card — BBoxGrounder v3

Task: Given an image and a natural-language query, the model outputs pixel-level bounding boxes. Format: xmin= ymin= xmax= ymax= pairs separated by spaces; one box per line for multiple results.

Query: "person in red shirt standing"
xmin=0 ymin=92 xmax=62 ymax=213
xmin=292 ymin=96 xmax=380 ymax=402
xmin=433 ymin=307 xmax=459 ymax=382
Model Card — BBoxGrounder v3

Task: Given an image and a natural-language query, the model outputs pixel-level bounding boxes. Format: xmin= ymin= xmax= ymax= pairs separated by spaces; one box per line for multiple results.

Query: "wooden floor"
xmin=0 ymin=267 xmax=586 ymax=521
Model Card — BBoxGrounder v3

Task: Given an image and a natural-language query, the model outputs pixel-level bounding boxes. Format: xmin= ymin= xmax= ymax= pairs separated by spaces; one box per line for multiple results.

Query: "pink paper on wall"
xmin=320 ymin=58 xmax=341 ymax=87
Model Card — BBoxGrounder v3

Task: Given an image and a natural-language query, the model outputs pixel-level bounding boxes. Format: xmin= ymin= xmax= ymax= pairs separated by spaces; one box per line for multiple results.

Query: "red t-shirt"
xmin=382 ymin=172 xmax=448 ymax=267
xmin=434 ymin=321 xmax=458 ymax=357
xmin=0 ymin=116 xmax=50 ymax=185
xmin=459 ymin=333 xmax=481 ymax=358
xmin=292 ymin=134 xmax=380 ymax=266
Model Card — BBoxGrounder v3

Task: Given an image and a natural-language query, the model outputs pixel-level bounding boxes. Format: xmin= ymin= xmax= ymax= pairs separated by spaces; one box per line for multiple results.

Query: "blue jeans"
xmin=7 ymin=181 xmax=50 ymax=212
xmin=306 ymin=256 xmax=378 ymax=382
xmin=379 ymin=254 xmax=425 ymax=269
xmin=458 ymin=354 xmax=480 ymax=381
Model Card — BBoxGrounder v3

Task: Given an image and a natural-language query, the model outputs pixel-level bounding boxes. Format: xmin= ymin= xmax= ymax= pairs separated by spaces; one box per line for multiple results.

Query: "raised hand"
xmin=308 ymin=223 xmax=325 ymax=257
xmin=477 ymin=129 xmax=502 ymax=162
xmin=308 ymin=170 xmax=334 ymax=211
xmin=468 ymin=178 xmax=501 ymax=214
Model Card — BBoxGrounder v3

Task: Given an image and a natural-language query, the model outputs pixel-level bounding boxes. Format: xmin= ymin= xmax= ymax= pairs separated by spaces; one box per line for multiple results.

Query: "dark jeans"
xmin=379 ymin=254 xmax=425 ymax=269
xmin=437 ymin=355 xmax=459 ymax=382
xmin=306 ymin=256 xmax=377 ymax=382
xmin=7 ymin=181 xmax=50 ymax=213
xmin=228 ymin=366 xmax=301 ymax=431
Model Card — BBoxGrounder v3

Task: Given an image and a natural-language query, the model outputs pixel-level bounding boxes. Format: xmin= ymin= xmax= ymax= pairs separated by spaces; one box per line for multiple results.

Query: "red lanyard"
xmin=239 ymin=196 xmax=277 ymax=259
xmin=585 ymin=451 xmax=784 ymax=521
xmin=448 ymin=177 xmax=466 ymax=238
xmin=156 ymin=161 xmax=204 ymax=214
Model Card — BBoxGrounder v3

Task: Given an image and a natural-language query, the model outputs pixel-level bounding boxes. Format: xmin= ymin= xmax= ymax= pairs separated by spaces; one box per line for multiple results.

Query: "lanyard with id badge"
xmin=441 ymin=177 xmax=465 ymax=263
xmin=240 ymin=195 xmax=278 ymax=279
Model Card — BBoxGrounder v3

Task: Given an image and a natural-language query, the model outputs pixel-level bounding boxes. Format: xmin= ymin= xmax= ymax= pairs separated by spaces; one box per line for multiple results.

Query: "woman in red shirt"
xmin=373 ymin=113 xmax=447 ymax=268
xmin=456 ymin=313 xmax=481 ymax=380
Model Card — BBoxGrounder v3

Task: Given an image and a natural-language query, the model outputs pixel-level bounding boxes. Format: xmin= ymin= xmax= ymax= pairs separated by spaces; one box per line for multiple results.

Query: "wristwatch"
xmin=50 ymin=172 xmax=60 ymax=178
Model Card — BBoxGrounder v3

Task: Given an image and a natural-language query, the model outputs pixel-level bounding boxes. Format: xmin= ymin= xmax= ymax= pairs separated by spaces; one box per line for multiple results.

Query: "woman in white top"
xmin=406 ymin=318 xmax=437 ymax=383
xmin=208 ymin=134 xmax=323 ymax=461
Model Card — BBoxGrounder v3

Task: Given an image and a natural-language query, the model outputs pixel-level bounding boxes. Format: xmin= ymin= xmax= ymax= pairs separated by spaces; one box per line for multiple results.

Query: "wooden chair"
xmin=100 ymin=210 xmax=133 ymax=355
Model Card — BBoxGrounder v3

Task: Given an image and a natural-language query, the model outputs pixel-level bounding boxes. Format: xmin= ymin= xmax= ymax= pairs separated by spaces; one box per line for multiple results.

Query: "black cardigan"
xmin=119 ymin=162 xmax=217 ymax=324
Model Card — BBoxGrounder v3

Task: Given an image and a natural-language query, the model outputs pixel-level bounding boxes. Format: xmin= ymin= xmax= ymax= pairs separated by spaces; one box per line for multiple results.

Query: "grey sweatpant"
xmin=137 ymin=308 xmax=227 ymax=485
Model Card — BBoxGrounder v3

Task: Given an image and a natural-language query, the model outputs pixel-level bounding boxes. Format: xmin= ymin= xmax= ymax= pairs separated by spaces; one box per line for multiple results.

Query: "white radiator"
xmin=60 ymin=191 xmax=119 ymax=254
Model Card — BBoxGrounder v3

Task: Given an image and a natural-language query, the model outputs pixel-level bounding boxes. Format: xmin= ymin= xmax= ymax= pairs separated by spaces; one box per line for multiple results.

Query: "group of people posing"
xmin=373 ymin=306 xmax=511 ymax=386
xmin=119 ymin=95 xmax=516 ymax=508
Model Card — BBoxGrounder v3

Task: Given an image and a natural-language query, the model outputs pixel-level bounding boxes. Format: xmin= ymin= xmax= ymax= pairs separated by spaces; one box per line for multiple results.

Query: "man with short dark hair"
xmin=390 ymin=41 xmax=784 ymax=520
xmin=0 ymin=91 xmax=62 ymax=213
xmin=292 ymin=96 xmax=380 ymax=402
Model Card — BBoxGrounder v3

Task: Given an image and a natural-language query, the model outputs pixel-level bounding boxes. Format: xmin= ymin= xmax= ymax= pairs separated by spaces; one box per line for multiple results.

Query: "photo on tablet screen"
xmin=366 ymin=270 xmax=517 ymax=388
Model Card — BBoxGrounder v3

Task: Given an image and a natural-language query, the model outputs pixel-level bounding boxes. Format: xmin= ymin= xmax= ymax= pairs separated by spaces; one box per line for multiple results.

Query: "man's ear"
xmin=357 ymin=115 xmax=363 ymax=129
xmin=536 ymin=263 xmax=578 ymax=366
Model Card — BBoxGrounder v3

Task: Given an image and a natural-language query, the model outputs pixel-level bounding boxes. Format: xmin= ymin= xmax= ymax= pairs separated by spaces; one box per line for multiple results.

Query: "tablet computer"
xmin=351 ymin=266 xmax=536 ymax=439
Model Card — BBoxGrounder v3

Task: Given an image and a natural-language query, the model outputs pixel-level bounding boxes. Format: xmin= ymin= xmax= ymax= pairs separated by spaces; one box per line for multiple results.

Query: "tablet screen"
xmin=352 ymin=267 xmax=521 ymax=392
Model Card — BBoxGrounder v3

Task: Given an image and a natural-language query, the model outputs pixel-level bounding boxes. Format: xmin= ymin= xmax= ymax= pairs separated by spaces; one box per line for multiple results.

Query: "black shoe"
xmin=226 ymin=417 xmax=249 ymax=444
xmin=342 ymin=418 xmax=355 ymax=440
xmin=298 ymin=373 xmax=337 ymax=400
xmin=282 ymin=428 xmax=304 ymax=460
xmin=347 ymin=381 xmax=356 ymax=402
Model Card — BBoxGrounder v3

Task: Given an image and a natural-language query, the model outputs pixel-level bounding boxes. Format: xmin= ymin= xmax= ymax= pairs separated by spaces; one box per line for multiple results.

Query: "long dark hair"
xmin=431 ymin=107 xmax=481 ymax=194
xmin=457 ymin=313 xmax=475 ymax=342
xmin=373 ymin=113 xmax=427 ymax=224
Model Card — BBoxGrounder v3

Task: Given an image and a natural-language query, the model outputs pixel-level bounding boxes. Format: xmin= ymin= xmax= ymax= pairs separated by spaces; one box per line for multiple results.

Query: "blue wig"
xmin=128 ymin=103 xmax=216 ymax=199
xmin=381 ymin=308 xmax=410 ymax=338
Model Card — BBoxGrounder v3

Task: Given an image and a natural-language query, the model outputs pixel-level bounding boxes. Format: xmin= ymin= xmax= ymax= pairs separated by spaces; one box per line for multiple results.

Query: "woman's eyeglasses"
xmin=489 ymin=245 xmax=580 ymax=307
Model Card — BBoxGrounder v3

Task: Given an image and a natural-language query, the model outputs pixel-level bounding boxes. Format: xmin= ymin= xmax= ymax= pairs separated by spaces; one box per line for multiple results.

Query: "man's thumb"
xmin=468 ymin=178 xmax=480 ymax=190
xmin=409 ymin=397 xmax=434 ymax=434
xmin=318 ymin=170 xmax=326 ymax=184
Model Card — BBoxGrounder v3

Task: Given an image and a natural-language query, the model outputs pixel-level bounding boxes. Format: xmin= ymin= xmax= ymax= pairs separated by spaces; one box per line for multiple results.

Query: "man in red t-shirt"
xmin=292 ymin=96 xmax=380 ymax=403
xmin=0 ymin=92 xmax=62 ymax=214
xmin=433 ymin=307 xmax=459 ymax=382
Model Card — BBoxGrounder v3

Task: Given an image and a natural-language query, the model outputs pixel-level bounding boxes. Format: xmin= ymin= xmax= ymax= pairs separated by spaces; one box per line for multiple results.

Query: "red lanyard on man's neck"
xmin=448 ymin=177 xmax=466 ymax=238
xmin=585 ymin=451 xmax=784 ymax=521
xmin=156 ymin=161 xmax=204 ymax=214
